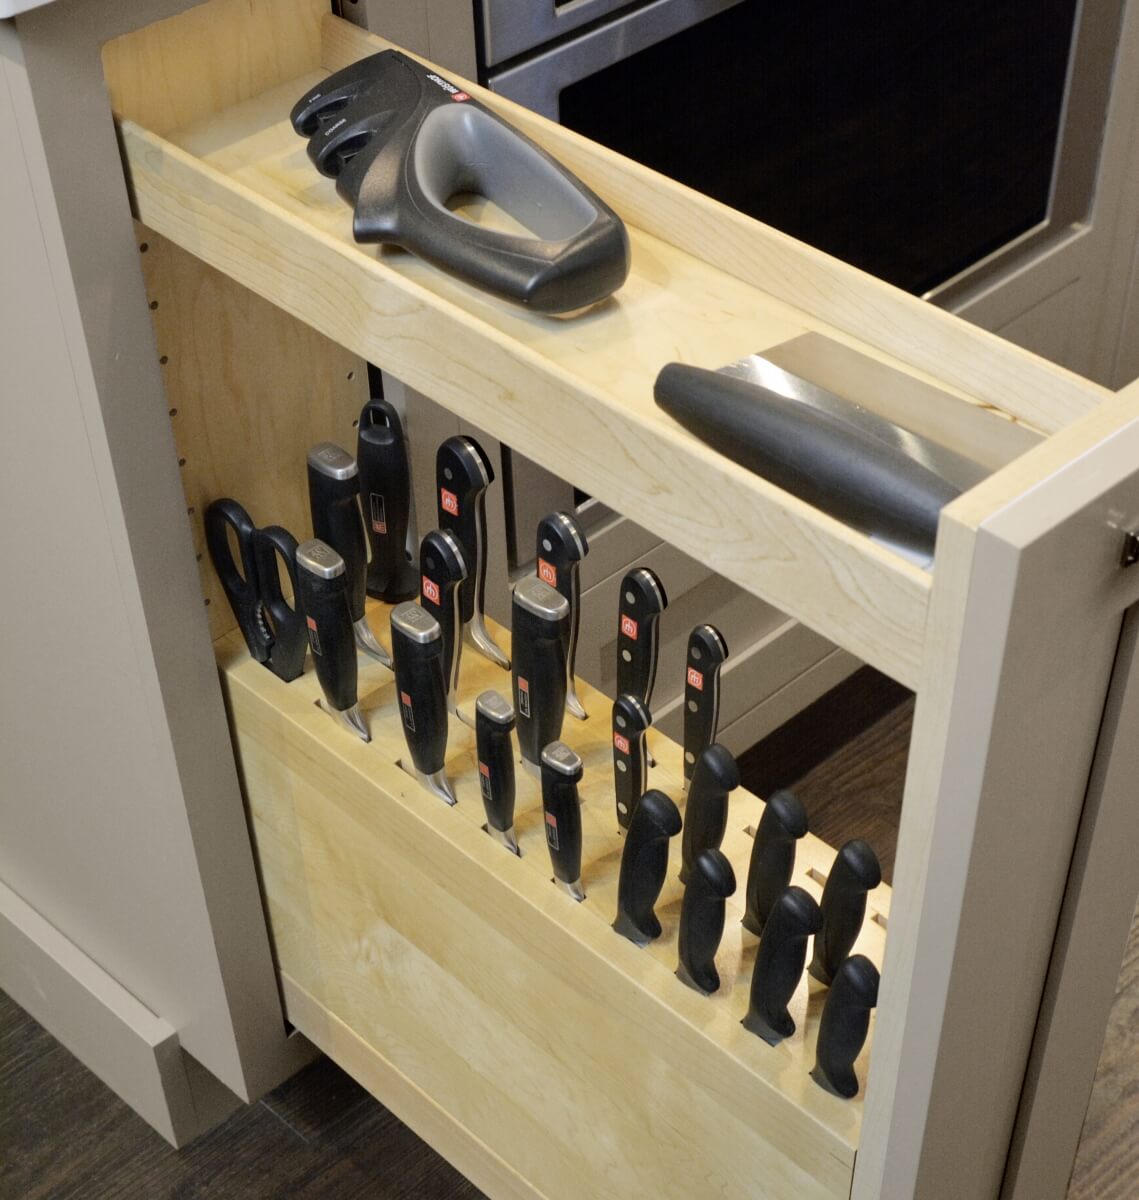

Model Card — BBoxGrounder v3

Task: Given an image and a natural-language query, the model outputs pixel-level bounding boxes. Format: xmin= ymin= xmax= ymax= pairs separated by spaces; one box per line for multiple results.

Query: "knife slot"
xmin=806 ymin=867 xmax=828 ymax=887
xmin=871 ymin=910 xmax=889 ymax=931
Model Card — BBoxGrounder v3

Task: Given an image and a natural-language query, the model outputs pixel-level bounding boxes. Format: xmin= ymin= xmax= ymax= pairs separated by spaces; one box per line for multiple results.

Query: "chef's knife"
xmin=811 ymin=954 xmax=880 ymax=1099
xmin=536 ymin=511 xmax=590 ymax=720
xmin=389 ymin=601 xmax=455 ymax=805
xmin=612 ymin=789 xmax=681 ymax=946
xmin=540 ymin=742 xmax=585 ymax=901
xmin=679 ymin=743 xmax=739 ymax=884
xmin=743 ymin=790 xmax=809 ymax=936
xmin=809 ymin=840 xmax=882 ymax=986
xmin=475 ymin=690 xmax=518 ymax=854
xmin=357 ymin=396 xmax=418 ymax=602
xmin=296 ymin=539 xmax=369 ymax=742
xmin=307 ymin=441 xmax=391 ymax=666
xmin=418 ymin=529 xmax=469 ymax=722
xmin=436 ymin=435 xmax=510 ymax=669
xmin=682 ymin=624 xmax=728 ymax=790
xmin=511 ymin=577 xmax=570 ymax=776
xmin=676 ymin=848 xmax=736 ymax=995
xmin=741 ymin=885 xmax=822 ymax=1045
xmin=612 ymin=693 xmax=651 ymax=832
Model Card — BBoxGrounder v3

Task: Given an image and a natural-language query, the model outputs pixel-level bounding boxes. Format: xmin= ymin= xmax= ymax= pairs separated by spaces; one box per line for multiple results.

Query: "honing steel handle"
xmin=679 ymin=743 xmax=739 ymax=884
xmin=809 ymin=839 xmax=883 ymax=986
xmin=676 ymin=848 xmax=736 ymax=995
xmin=742 ymin=789 xmax=809 ymax=936
xmin=613 ymin=789 xmax=681 ymax=946
xmin=511 ymin=578 xmax=570 ymax=770
xmin=742 ymin=885 xmax=822 ymax=1045
xmin=811 ymin=954 xmax=880 ymax=1099
xmin=357 ymin=396 xmax=418 ymax=602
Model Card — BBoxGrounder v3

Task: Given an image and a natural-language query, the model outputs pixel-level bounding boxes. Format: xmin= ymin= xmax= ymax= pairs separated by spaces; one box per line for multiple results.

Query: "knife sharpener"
xmin=418 ymin=528 xmax=468 ymax=722
xmin=808 ymin=840 xmax=882 ymax=986
xmin=536 ymin=511 xmax=589 ymax=720
xmin=742 ymin=790 xmax=809 ymax=936
xmin=390 ymin=601 xmax=455 ymax=805
xmin=811 ymin=954 xmax=880 ymax=1099
xmin=511 ymin=577 xmax=570 ymax=776
xmin=682 ymin=624 xmax=728 ymax=791
xmin=676 ymin=848 xmax=736 ymax=995
xmin=475 ymin=690 xmax=518 ymax=854
xmin=539 ymin=742 xmax=585 ymax=901
xmin=307 ymin=441 xmax=391 ymax=666
xmin=357 ymin=396 xmax=419 ymax=602
xmin=612 ymin=789 xmax=681 ymax=946
xmin=612 ymin=693 xmax=651 ymax=832
xmin=290 ymin=51 xmax=630 ymax=314
xmin=742 ymin=885 xmax=822 ymax=1045
xmin=296 ymin=539 xmax=369 ymax=742
xmin=679 ymin=744 xmax=739 ymax=885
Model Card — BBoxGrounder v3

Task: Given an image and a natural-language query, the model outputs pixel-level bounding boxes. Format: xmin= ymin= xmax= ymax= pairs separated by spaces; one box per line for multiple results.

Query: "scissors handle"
xmin=252 ymin=526 xmax=307 ymax=682
xmin=205 ymin=499 xmax=272 ymax=663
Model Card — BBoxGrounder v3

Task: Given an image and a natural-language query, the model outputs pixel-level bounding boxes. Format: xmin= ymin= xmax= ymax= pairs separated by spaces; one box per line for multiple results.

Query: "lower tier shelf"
xmin=221 ymin=600 xmax=891 ymax=1200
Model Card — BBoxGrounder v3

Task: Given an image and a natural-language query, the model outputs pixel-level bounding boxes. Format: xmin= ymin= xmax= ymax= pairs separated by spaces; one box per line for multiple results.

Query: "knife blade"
xmin=612 ymin=789 xmax=681 ymax=946
xmin=475 ymin=690 xmax=518 ymax=854
xmin=307 ymin=442 xmax=391 ymax=666
xmin=437 ymin=435 xmax=510 ymax=669
xmin=742 ymin=789 xmax=809 ymax=936
xmin=811 ymin=954 xmax=880 ymax=1099
xmin=611 ymin=693 xmax=651 ymax=832
xmin=296 ymin=539 xmax=369 ymax=741
xmin=679 ymin=743 xmax=739 ymax=884
xmin=540 ymin=742 xmax=585 ymax=901
xmin=511 ymin=577 xmax=570 ymax=776
xmin=682 ymin=624 xmax=728 ymax=790
xmin=418 ymin=529 xmax=469 ymax=722
xmin=536 ymin=511 xmax=590 ymax=720
xmin=741 ymin=885 xmax=822 ymax=1045
xmin=389 ymin=601 xmax=455 ymax=805
xmin=676 ymin=848 xmax=736 ymax=995
xmin=357 ymin=395 xmax=419 ymax=602
xmin=808 ymin=839 xmax=882 ymax=986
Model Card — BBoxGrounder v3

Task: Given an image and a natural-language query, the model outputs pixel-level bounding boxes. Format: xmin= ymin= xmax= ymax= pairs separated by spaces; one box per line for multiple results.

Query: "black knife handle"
xmin=436 ymin=436 xmax=493 ymax=624
xmin=743 ymin=789 xmax=808 ymax=936
xmin=616 ymin=567 xmax=667 ymax=705
xmin=357 ymin=396 xmax=418 ymax=602
xmin=676 ymin=848 xmax=736 ymax=995
xmin=683 ymin=624 xmax=728 ymax=786
xmin=540 ymin=742 xmax=584 ymax=896
xmin=536 ymin=511 xmax=588 ymax=688
xmin=390 ymin=602 xmax=448 ymax=777
xmin=475 ymin=690 xmax=516 ymax=836
xmin=613 ymin=789 xmax=681 ymax=946
xmin=418 ymin=529 xmax=468 ymax=700
xmin=251 ymin=525 xmax=307 ymax=682
xmin=307 ymin=443 xmax=367 ymax=625
xmin=742 ymin=885 xmax=822 ymax=1045
xmin=679 ymin=743 xmax=739 ymax=884
xmin=809 ymin=840 xmax=883 ymax=986
xmin=811 ymin=955 xmax=880 ymax=1099
xmin=296 ymin=539 xmax=358 ymax=713
xmin=511 ymin=578 xmax=570 ymax=769
xmin=205 ymin=499 xmax=271 ymax=663
xmin=612 ymin=693 xmax=651 ymax=831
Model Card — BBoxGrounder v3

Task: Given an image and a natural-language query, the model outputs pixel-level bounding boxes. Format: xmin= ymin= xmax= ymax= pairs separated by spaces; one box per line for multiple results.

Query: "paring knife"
xmin=809 ymin=840 xmax=882 ymax=986
xmin=682 ymin=625 xmax=728 ymax=790
xmin=357 ymin=396 xmax=418 ymax=602
xmin=679 ymin=743 xmax=739 ymax=884
xmin=743 ymin=790 xmax=809 ymax=936
xmin=475 ymin=690 xmax=518 ymax=854
xmin=296 ymin=539 xmax=369 ymax=742
xmin=741 ymin=885 xmax=822 ymax=1045
xmin=612 ymin=789 xmax=681 ymax=946
xmin=612 ymin=693 xmax=651 ymax=832
xmin=676 ymin=848 xmax=736 ymax=995
xmin=811 ymin=955 xmax=880 ymax=1099
xmin=389 ymin=602 xmax=455 ymax=805
xmin=436 ymin=435 xmax=510 ymax=669
xmin=511 ymin=577 xmax=570 ymax=776
xmin=418 ymin=529 xmax=469 ymax=722
xmin=536 ymin=511 xmax=589 ymax=720
xmin=540 ymin=742 xmax=585 ymax=901
xmin=307 ymin=442 xmax=391 ymax=666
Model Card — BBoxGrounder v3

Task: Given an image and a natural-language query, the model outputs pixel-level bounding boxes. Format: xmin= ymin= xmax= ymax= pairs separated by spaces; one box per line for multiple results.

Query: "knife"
xmin=389 ymin=601 xmax=455 ymax=805
xmin=418 ymin=529 xmax=469 ymax=722
xmin=675 ymin=848 xmax=736 ymax=995
xmin=682 ymin=624 xmax=729 ymax=790
xmin=612 ymin=693 xmax=651 ymax=832
xmin=511 ymin=577 xmax=570 ymax=776
xmin=616 ymin=566 xmax=668 ymax=707
xmin=742 ymin=790 xmax=809 ymax=936
xmin=540 ymin=742 xmax=585 ymax=901
xmin=811 ymin=955 xmax=880 ymax=1099
xmin=741 ymin=885 xmax=822 ymax=1045
xmin=679 ymin=743 xmax=740 ymax=884
xmin=536 ymin=511 xmax=590 ymax=720
xmin=306 ymin=442 xmax=391 ymax=666
xmin=475 ymin=690 xmax=518 ymax=854
xmin=612 ymin=789 xmax=681 ymax=946
xmin=296 ymin=539 xmax=369 ymax=742
xmin=437 ymin=435 xmax=510 ymax=670
xmin=357 ymin=395 xmax=419 ymax=602
xmin=808 ymin=840 xmax=882 ymax=986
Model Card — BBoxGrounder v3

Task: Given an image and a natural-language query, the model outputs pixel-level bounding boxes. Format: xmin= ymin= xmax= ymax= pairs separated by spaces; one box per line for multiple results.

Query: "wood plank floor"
xmin=2 ymin=668 xmax=1134 ymax=1198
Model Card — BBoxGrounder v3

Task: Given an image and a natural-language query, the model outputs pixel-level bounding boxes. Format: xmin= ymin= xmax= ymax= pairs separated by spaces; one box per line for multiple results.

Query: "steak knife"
xmin=742 ymin=885 xmax=822 ymax=1045
xmin=808 ymin=840 xmax=882 ymax=986
xmin=742 ymin=790 xmax=809 ymax=936
xmin=536 ymin=511 xmax=589 ymax=720
xmin=612 ymin=789 xmax=681 ymax=946
xmin=676 ymin=848 xmax=736 ymax=995
xmin=679 ymin=743 xmax=739 ymax=884
xmin=811 ymin=955 xmax=880 ymax=1099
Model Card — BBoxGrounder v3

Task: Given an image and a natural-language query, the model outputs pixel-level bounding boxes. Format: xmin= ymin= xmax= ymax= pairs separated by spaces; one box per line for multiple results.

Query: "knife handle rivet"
xmin=687 ymin=700 xmax=698 ymax=712
xmin=685 ymin=751 xmax=696 ymax=764
xmin=691 ymin=647 xmax=703 ymax=661
xmin=617 ymin=760 xmax=627 ymax=773
xmin=617 ymin=800 xmax=628 ymax=815
xmin=621 ymin=649 xmax=632 ymax=662
xmin=543 ymin=537 xmax=553 ymax=552
xmin=625 ymin=590 xmax=635 ymax=604
xmin=616 ymin=713 xmax=627 ymax=728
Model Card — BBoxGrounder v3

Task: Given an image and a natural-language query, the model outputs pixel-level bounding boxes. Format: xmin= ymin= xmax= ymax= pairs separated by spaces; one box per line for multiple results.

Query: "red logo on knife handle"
xmin=613 ymin=732 xmax=630 ymax=754
xmin=620 ymin=614 xmax=638 ymax=640
xmin=687 ymin=666 xmax=704 ymax=690
xmin=422 ymin=576 xmax=441 ymax=605
xmin=440 ymin=488 xmax=459 ymax=516
xmin=538 ymin=558 xmax=557 ymax=587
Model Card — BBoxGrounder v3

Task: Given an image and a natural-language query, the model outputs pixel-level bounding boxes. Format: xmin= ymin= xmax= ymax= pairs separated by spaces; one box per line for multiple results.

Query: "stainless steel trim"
xmin=476 ymin=689 xmax=514 ymax=723
xmin=306 ymin=442 xmax=357 ymax=480
xmin=541 ymin=741 xmax=582 ymax=776
xmin=353 ymin=617 xmax=392 ymax=667
xmin=390 ymin=601 xmax=441 ymax=643
xmin=296 ymin=539 xmax=345 ymax=579
xmin=512 ymin=576 xmax=570 ymax=621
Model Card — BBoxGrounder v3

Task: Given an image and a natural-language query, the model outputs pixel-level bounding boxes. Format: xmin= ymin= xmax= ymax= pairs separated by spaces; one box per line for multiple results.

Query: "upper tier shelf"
xmin=106 ymin=4 xmax=1109 ymax=689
